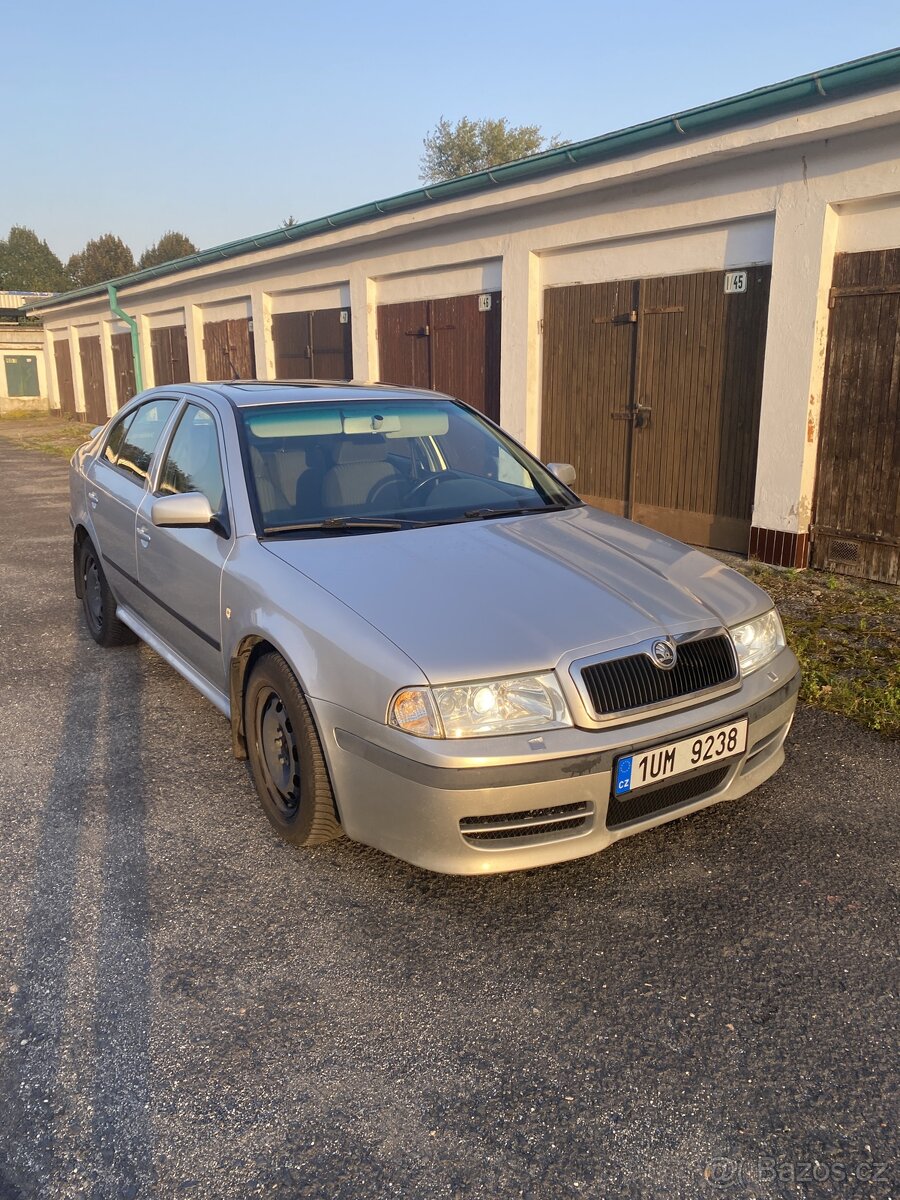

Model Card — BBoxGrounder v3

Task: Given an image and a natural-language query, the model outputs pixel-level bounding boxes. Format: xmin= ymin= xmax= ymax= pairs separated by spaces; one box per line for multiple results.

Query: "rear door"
xmin=134 ymin=402 xmax=232 ymax=691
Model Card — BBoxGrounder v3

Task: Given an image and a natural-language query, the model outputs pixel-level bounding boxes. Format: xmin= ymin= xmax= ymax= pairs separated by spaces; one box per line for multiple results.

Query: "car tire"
xmin=245 ymin=651 xmax=343 ymax=847
xmin=77 ymin=537 xmax=138 ymax=648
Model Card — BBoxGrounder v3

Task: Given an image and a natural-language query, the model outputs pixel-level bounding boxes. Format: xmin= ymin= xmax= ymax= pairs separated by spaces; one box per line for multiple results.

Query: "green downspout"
xmin=107 ymin=284 xmax=144 ymax=393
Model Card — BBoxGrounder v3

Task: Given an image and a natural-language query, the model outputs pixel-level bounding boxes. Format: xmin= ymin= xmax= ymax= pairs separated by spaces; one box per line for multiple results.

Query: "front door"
xmin=272 ymin=308 xmax=353 ymax=380
xmin=377 ymin=292 xmax=502 ymax=420
xmin=811 ymin=249 xmax=900 ymax=584
xmin=135 ymin=402 xmax=232 ymax=691
xmin=540 ymin=268 xmax=771 ymax=552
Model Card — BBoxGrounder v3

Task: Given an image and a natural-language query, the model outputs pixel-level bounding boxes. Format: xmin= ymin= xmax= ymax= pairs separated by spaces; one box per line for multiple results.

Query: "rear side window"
xmin=103 ymin=411 xmax=135 ymax=465
xmin=111 ymin=400 xmax=178 ymax=482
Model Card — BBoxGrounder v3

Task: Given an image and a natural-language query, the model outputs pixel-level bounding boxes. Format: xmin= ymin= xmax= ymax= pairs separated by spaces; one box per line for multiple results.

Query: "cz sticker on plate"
xmin=614 ymin=718 xmax=748 ymax=796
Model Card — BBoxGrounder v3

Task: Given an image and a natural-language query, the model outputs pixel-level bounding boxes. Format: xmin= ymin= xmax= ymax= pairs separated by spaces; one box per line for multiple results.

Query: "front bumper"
xmin=314 ymin=647 xmax=800 ymax=874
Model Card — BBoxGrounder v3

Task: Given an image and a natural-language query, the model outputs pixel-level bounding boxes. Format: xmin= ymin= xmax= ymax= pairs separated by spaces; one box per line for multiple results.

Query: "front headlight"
xmin=729 ymin=609 xmax=786 ymax=674
xmin=389 ymin=672 xmax=573 ymax=739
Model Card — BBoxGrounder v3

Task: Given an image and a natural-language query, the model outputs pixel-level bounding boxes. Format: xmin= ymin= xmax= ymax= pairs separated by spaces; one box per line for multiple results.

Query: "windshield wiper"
xmin=461 ymin=503 xmax=572 ymax=521
xmin=262 ymin=517 xmax=422 ymax=536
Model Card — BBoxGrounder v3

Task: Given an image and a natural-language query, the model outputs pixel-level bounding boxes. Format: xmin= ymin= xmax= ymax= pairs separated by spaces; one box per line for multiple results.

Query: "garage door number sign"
xmin=724 ymin=271 xmax=748 ymax=294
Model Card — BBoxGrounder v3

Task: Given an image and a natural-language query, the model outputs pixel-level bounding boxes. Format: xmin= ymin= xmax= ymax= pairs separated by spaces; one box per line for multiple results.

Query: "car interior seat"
xmin=320 ymin=435 xmax=405 ymax=511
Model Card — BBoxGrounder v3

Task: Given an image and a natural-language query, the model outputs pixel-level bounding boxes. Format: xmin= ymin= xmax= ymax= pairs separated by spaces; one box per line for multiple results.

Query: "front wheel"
xmin=77 ymin=537 xmax=137 ymax=647
xmin=244 ymin=652 xmax=342 ymax=847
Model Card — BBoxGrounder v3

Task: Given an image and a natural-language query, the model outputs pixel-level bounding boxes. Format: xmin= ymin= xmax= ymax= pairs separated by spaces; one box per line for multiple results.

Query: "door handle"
xmin=137 ymin=525 xmax=151 ymax=548
xmin=88 ymin=490 xmax=99 ymax=509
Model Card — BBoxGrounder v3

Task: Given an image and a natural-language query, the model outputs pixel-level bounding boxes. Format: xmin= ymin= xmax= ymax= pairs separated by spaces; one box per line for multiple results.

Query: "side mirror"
xmin=151 ymin=491 xmax=214 ymax=529
xmin=547 ymin=462 xmax=577 ymax=488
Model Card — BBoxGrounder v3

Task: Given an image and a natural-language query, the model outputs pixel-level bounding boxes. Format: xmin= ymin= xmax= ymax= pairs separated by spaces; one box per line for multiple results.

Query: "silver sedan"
xmin=69 ymin=382 xmax=800 ymax=874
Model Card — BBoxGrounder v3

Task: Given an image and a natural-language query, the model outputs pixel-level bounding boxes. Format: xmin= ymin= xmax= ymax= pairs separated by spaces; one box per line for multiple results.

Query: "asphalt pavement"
xmin=0 ymin=441 xmax=897 ymax=1200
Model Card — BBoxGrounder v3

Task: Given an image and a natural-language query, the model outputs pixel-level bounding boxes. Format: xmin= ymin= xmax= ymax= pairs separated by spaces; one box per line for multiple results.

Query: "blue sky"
xmin=5 ymin=0 xmax=898 ymax=261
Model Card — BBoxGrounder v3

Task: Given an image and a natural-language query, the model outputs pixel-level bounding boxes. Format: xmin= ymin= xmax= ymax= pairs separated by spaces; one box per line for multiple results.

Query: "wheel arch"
xmin=72 ymin=523 xmax=91 ymax=598
xmin=228 ymin=634 xmax=317 ymax=760
xmin=229 ymin=634 xmax=342 ymax=823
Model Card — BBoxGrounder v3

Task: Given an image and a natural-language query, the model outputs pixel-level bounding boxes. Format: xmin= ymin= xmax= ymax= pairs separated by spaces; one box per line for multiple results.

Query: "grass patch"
xmin=0 ymin=414 xmax=96 ymax=459
xmin=735 ymin=560 xmax=900 ymax=739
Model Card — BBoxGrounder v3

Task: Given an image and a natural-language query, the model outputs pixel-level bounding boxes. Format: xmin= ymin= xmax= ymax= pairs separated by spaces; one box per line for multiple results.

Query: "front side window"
xmin=111 ymin=399 xmax=178 ymax=481
xmin=159 ymin=404 xmax=227 ymax=515
xmin=241 ymin=399 xmax=579 ymax=535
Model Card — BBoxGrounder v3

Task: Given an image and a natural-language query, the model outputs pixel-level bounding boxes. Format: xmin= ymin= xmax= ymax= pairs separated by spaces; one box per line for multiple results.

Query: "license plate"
xmin=613 ymin=718 xmax=748 ymax=796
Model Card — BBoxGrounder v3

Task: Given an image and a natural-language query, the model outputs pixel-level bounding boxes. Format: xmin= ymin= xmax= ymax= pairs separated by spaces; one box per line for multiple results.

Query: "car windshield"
xmin=240 ymin=399 xmax=580 ymax=535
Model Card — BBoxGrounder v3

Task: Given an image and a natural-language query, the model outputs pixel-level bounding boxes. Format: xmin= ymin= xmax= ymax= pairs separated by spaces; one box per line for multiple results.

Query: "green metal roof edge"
xmin=27 ymin=46 xmax=900 ymax=314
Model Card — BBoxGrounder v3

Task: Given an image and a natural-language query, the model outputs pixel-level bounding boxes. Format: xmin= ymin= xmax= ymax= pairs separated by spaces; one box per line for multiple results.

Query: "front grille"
xmin=580 ymin=634 xmax=737 ymax=717
xmin=606 ymin=764 xmax=730 ymax=829
xmin=460 ymin=801 xmax=593 ymax=844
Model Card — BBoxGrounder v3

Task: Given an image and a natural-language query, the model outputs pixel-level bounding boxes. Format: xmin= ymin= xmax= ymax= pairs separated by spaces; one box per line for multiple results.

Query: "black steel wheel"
xmin=245 ymin=652 xmax=342 ymax=847
xmin=77 ymin=537 xmax=137 ymax=648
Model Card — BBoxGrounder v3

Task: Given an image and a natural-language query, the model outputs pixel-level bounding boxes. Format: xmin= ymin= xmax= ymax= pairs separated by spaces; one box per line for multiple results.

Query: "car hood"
xmin=263 ymin=506 xmax=771 ymax=683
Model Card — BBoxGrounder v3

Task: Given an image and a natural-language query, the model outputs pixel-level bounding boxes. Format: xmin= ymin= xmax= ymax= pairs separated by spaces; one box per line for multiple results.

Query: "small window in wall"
xmin=4 ymin=355 xmax=40 ymax=397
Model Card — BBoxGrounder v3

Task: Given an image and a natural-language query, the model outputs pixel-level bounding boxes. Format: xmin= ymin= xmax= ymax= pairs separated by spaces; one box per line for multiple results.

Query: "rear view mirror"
xmin=151 ymin=491 xmax=214 ymax=529
xmin=547 ymin=462 xmax=577 ymax=487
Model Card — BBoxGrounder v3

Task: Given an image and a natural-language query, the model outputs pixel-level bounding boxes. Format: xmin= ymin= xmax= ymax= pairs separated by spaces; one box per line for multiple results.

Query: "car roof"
xmin=182 ymin=380 xmax=453 ymax=408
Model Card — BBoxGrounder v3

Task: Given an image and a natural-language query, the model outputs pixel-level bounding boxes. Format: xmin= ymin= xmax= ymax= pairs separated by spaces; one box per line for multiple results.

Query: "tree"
xmin=67 ymin=234 xmax=135 ymax=288
xmin=420 ymin=116 xmax=566 ymax=183
xmin=281 ymin=215 xmax=298 ymax=228
xmin=0 ymin=226 xmax=69 ymax=292
xmin=139 ymin=230 xmax=198 ymax=269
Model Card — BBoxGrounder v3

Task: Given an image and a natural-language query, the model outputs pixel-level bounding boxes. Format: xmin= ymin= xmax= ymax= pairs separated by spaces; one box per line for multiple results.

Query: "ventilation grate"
xmin=460 ymin=801 xmax=593 ymax=844
xmin=606 ymin=765 xmax=730 ymax=829
xmin=827 ymin=537 xmax=861 ymax=564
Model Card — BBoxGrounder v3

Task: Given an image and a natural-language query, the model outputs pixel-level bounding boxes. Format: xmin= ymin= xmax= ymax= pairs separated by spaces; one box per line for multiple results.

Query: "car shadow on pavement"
xmin=0 ymin=629 xmax=154 ymax=1199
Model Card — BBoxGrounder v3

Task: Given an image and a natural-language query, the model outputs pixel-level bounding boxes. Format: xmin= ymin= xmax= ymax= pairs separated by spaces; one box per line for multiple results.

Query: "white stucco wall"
xmin=0 ymin=326 xmax=48 ymax=411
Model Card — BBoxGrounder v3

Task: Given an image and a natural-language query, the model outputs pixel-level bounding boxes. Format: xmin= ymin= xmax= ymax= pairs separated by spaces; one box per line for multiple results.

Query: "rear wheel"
xmin=77 ymin=537 xmax=137 ymax=647
xmin=245 ymin=652 xmax=342 ymax=847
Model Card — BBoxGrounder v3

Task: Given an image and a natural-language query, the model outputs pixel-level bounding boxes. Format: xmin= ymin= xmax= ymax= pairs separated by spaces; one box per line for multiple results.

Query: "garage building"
xmin=28 ymin=49 xmax=900 ymax=583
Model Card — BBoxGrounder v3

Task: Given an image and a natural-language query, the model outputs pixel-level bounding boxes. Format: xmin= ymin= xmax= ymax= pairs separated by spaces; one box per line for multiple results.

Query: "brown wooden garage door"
xmin=204 ymin=318 xmax=256 ymax=381
xmin=377 ymin=292 xmax=501 ymax=421
xmin=811 ymin=249 xmax=900 ymax=584
xmin=540 ymin=268 xmax=771 ymax=552
xmin=150 ymin=326 xmax=190 ymax=387
xmin=54 ymin=340 xmax=77 ymax=417
xmin=111 ymin=331 xmax=137 ymax=410
xmin=272 ymin=308 xmax=352 ymax=380
xmin=79 ymin=335 xmax=107 ymax=425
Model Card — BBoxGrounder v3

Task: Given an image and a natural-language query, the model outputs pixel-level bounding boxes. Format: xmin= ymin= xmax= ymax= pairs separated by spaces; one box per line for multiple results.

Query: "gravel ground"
xmin=0 ymin=443 xmax=897 ymax=1200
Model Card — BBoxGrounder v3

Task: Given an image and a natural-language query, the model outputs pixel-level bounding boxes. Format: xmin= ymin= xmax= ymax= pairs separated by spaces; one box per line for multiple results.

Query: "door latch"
xmin=633 ymin=402 xmax=652 ymax=428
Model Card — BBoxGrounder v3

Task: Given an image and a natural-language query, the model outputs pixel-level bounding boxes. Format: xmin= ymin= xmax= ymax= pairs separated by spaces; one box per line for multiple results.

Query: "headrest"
xmin=332 ymin=436 xmax=389 ymax=465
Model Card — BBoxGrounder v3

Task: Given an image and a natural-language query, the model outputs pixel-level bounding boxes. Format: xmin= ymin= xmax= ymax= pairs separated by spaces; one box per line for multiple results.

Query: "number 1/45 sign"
xmin=724 ymin=270 xmax=748 ymax=294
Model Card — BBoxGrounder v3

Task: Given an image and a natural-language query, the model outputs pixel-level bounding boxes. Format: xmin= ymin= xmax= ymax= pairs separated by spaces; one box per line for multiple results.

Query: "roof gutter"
xmin=25 ymin=46 xmax=900 ymax=315
xmin=107 ymin=284 xmax=143 ymax=392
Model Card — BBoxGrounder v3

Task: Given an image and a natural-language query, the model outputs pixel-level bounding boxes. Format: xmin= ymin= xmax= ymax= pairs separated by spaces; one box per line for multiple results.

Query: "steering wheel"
xmin=405 ymin=471 xmax=461 ymax=502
